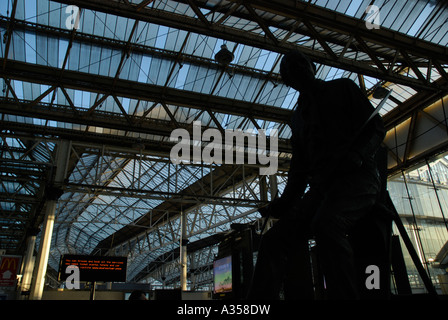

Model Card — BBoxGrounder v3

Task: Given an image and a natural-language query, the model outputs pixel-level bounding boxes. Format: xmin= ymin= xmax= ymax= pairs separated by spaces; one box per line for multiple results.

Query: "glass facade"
xmin=388 ymin=153 xmax=448 ymax=293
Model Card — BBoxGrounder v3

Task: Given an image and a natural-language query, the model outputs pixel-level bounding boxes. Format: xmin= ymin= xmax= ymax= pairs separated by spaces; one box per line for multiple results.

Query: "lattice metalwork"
xmin=1 ymin=0 xmax=448 ymax=289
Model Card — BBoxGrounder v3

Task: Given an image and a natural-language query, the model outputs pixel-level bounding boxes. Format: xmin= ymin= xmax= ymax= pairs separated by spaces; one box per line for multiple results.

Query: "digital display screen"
xmin=58 ymin=254 xmax=127 ymax=283
xmin=213 ymin=256 xmax=232 ymax=294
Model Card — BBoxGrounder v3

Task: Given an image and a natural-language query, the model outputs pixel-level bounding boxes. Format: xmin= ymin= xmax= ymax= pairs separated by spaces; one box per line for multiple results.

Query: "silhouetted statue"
xmin=247 ymin=50 xmax=386 ymax=300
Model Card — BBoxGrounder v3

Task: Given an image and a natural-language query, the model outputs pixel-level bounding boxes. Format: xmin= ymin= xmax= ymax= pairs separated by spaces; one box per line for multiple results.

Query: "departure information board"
xmin=58 ymin=254 xmax=127 ymax=282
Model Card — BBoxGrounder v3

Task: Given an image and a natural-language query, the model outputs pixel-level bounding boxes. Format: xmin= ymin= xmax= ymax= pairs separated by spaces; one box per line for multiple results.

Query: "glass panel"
xmin=388 ymin=154 xmax=448 ymax=293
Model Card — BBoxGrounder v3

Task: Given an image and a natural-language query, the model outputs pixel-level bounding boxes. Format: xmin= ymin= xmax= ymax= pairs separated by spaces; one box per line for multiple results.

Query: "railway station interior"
xmin=1 ymin=0 xmax=448 ymax=301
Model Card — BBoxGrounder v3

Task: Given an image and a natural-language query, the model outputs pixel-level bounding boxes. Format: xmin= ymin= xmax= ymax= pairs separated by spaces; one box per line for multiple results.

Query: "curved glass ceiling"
xmin=1 ymin=0 xmax=447 ymax=285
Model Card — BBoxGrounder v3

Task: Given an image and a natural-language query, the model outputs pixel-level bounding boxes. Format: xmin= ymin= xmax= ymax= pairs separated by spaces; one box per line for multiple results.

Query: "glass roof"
xmin=312 ymin=0 xmax=448 ymax=45
xmin=2 ymin=0 xmax=445 ymax=126
xmin=1 ymin=0 xmax=447 ymax=284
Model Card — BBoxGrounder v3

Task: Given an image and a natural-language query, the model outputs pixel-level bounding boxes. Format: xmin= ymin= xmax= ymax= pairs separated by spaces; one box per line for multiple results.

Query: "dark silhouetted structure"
xmin=247 ymin=50 xmax=386 ymax=300
xmin=128 ymin=290 xmax=148 ymax=300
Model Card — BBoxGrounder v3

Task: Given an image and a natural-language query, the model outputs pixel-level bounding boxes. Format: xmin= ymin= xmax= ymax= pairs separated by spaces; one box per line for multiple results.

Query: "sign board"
xmin=0 ymin=255 xmax=22 ymax=287
xmin=58 ymin=254 xmax=127 ymax=283
xmin=213 ymin=256 xmax=232 ymax=294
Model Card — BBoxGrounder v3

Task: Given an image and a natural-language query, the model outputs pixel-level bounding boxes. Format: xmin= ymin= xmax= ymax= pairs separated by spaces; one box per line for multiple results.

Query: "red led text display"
xmin=58 ymin=254 xmax=127 ymax=282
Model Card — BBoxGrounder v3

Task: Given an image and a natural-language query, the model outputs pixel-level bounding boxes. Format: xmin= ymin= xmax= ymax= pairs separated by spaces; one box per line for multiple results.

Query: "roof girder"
xmin=1 ymin=59 xmax=292 ymax=124
xmin=50 ymin=0 xmax=448 ymax=92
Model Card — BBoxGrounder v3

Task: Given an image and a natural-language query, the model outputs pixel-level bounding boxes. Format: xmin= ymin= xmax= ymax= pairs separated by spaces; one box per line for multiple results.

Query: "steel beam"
xmin=91 ymin=163 xmax=261 ymax=253
xmin=50 ymin=0 xmax=448 ymax=92
xmin=1 ymin=60 xmax=292 ymax=124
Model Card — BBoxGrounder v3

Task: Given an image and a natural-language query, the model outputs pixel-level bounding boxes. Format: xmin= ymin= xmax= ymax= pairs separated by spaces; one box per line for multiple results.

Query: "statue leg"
xmin=312 ymin=194 xmax=377 ymax=300
xmin=247 ymin=218 xmax=312 ymax=300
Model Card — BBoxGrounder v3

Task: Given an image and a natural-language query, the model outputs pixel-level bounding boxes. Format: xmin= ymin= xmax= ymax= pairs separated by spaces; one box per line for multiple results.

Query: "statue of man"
xmin=248 ymin=50 xmax=386 ymax=300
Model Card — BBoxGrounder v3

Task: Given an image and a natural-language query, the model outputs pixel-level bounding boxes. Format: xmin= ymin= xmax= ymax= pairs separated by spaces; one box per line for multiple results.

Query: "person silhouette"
xmin=247 ymin=50 xmax=386 ymax=300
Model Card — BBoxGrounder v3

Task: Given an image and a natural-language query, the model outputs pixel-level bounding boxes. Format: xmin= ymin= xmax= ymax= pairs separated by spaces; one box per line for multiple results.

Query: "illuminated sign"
xmin=213 ymin=256 xmax=232 ymax=294
xmin=58 ymin=255 xmax=127 ymax=283
xmin=0 ymin=255 xmax=22 ymax=287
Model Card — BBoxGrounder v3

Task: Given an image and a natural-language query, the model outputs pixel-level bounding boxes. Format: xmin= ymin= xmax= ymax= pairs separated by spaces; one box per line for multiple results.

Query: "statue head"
xmin=280 ymin=50 xmax=316 ymax=92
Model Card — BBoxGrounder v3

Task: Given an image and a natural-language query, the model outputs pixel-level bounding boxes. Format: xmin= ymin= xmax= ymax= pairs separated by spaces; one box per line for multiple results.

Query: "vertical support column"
xmin=29 ymin=189 xmax=58 ymax=300
xmin=161 ymin=265 xmax=166 ymax=290
xmin=180 ymin=210 xmax=188 ymax=291
xmin=263 ymin=174 xmax=278 ymax=231
xmin=259 ymin=175 xmax=268 ymax=202
xmin=190 ymin=254 xmax=196 ymax=292
xmin=29 ymin=140 xmax=70 ymax=300
xmin=20 ymin=228 xmax=39 ymax=298
xmin=269 ymin=174 xmax=278 ymax=198
xmin=89 ymin=281 xmax=96 ymax=300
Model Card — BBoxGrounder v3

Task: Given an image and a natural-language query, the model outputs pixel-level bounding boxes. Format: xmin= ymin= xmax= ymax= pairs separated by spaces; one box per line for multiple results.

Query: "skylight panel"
xmin=372 ymin=0 xmax=401 ymax=30
xmin=155 ymin=25 xmax=169 ymax=49
xmin=156 ymin=0 xmax=196 ymax=17
xmin=23 ymin=0 xmax=37 ymax=23
xmin=187 ymin=65 xmax=214 ymax=93
xmin=369 ymin=89 xmax=398 ymax=115
xmin=10 ymin=80 xmax=23 ymax=99
xmin=309 ymin=0 xmax=447 ymax=46
xmin=121 ymin=97 xmax=131 ymax=114
xmin=281 ymin=88 xmax=300 ymax=110
xmin=182 ymin=64 xmax=218 ymax=94
xmin=0 ymin=1 xmax=11 ymax=17
xmin=174 ymin=64 xmax=190 ymax=89
xmin=255 ymin=50 xmax=279 ymax=71
xmin=256 ymin=82 xmax=290 ymax=108
xmin=420 ymin=7 xmax=448 ymax=45
xmin=57 ymin=38 xmax=68 ymax=67
xmin=91 ymin=11 xmax=108 ymax=38
xmin=137 ymin=55 xmax=152 ymax=83
xmin=11 ymin=30 xmax=26 ymax=62
xmin=314 ymin=0 xmax=340 ymax=11
xmin=7 ymin=80 xmax=47 ymax=101
xmin=387 ymin=84 xmax=417 ymax=103
xmin=362 ymin=75 xmax=381 ymax=91
xmin=165 ymin=28 xmax=188 ymax=52
xmin=0 ymin=26 xmax=5 ymax=58
xmin=236 ymin=45 xmax=262 ymax=69
xmin=335 ymin=0 xmax=352 ymax=14
xmin=437 ymin=29 xmax=448 ymax=46
xmin=3 ymin=136 xmax=25 ymax=149
xmin=73 ymin=89 xmax=91 ymax=109
xmin=323 ymin=66 xmax=344 ymax=81
xmin=148 ymin=56 xmax=174 ymax=85
xmin=398 ymin=1 xmax=430 ymax=35
xmin=184 ymin=33 xmax=221 ymax=60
